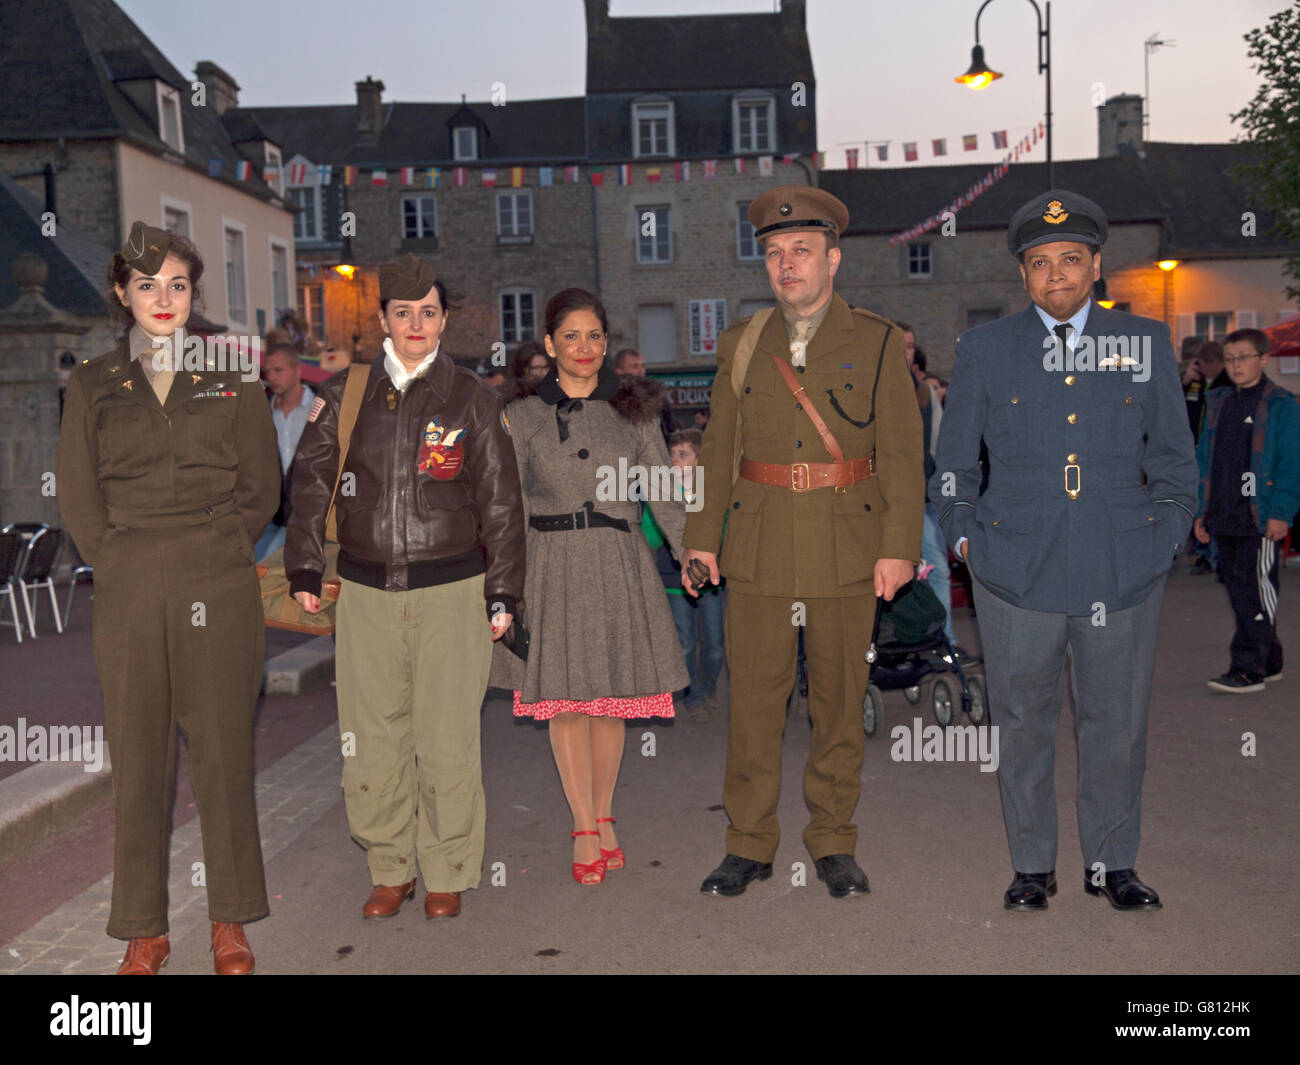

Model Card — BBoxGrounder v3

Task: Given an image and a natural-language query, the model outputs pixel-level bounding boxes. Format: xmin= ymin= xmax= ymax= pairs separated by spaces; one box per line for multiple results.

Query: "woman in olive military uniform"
xmin=56 ymin=222 xmax=279 ymax=974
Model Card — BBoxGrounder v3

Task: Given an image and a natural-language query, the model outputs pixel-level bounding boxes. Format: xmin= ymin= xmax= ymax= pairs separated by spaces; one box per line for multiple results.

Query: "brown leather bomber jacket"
xmin=285 ymin=353 xmax=526 ymax=619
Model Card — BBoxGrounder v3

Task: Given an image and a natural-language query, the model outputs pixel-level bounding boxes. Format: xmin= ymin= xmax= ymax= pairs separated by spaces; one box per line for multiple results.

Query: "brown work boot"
xmin=362 ymin=879 xmax=417 ymax=919
xmin=423 ymin=891 xmax=461 ymax=919
xmin=117 ymin=935 xmax=170 ymax=975
xmin=210 ymin=922 xmax=255 ymax=975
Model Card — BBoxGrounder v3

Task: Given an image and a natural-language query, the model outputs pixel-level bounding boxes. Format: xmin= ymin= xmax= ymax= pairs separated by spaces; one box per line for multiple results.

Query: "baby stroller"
xmin=861 ymin=579 xmax=986 ymax=737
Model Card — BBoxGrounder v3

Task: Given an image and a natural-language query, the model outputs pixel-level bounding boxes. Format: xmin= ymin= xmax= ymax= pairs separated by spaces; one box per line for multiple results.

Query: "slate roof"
xmin=0 ymin=0 xmax=280 ymax=203
xmin=587 ymin=11 xmax=813 ymax=93
xmin=235 ymin=98 xmax=587 ymax=167
xmin=820 ymin=143 xmax=1296 ymax=257
xmin=0 ymin=176 xmax=111 ymax=315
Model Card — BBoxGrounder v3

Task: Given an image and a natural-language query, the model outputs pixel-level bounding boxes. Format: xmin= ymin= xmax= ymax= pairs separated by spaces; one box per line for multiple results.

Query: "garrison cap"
xmin=121 ymin=220 xmax=171 ymax=276
xmin=379 ymin=253 xmax=438 ymax=301
xmin=1007 ymin=188 xmax=1108 ymax=258
xmin=748 ymin=185 xmax=849 ymax=241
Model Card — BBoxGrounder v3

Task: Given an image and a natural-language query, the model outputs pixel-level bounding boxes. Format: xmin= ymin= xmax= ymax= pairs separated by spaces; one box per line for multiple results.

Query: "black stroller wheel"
xmin=862 ymin=684 xmax=884 ymax=737
xmin=932 ymin=678 xmax=955 ymax=727
xmin=966 ymin=675 xmax=988 ymax=725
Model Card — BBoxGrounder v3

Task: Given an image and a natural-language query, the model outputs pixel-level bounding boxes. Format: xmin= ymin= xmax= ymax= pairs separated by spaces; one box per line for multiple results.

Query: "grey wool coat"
xmin=490 ymin=366 xmax=690 ymax=703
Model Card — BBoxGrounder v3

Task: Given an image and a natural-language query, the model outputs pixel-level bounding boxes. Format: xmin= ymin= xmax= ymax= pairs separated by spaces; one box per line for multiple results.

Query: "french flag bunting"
xmin=617 ymin=164 xmax=631 ymax=185
xmin=992 ymin=130 xmax=1008 ymax=149
xmin=674 ymin=161 xmax=689 ymax=181
xmin=235 ymin=160 xmax=251 ymax=181
xmin=565 ymin=165 xmax=580 ymax=183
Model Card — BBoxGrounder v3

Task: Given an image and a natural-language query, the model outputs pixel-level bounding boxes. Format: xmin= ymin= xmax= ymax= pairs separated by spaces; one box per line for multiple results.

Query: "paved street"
xmin=1 ymin=559 xmax=1296 ymax=975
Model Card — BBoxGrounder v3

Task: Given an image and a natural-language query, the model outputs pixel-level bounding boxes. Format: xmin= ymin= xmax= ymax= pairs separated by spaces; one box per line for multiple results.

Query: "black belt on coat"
xmin=529 ymin=501 xmax=630 ymax=533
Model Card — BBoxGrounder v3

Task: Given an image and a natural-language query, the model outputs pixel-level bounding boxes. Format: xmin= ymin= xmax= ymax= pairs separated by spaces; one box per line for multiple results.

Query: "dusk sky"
xmin=118 ymin=0 xmax=1278 ymax=168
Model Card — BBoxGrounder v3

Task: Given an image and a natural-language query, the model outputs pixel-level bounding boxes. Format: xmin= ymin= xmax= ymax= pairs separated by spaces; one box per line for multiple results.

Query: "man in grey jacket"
xmin=930 ymin=190 xmax=1198 ymax=912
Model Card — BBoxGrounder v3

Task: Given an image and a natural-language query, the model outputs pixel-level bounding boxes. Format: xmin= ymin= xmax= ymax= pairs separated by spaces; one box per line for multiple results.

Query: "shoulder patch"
xmin=308 ymin=397 xmax=326 ymax=423
xmin=500 ymin=408 xmax=511 ymax=435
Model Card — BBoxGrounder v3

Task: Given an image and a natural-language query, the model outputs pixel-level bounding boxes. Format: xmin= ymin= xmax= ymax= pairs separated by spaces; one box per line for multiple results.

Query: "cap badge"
xmin=778 ymin=202 xmax=792 ymax=216
xmin=1043 ymin=200 xmax=1069 ymax=225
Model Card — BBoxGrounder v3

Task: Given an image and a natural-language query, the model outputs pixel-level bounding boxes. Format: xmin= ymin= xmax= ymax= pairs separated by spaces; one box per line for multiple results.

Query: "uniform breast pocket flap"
xmin=419 ymin=478 xmax=473 ymax=512
xmin=97 ymin=404 xmax=153 ymax=468
xmin=184 ymin=398 xmax=237 ymax=451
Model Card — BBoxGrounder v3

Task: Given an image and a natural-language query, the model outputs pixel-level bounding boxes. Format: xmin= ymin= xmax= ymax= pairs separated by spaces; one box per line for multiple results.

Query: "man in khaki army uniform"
xmin=684 ymin=187 xmax=924 ymax=898
xmin=57 ymin=222 xmax=279 ymax=973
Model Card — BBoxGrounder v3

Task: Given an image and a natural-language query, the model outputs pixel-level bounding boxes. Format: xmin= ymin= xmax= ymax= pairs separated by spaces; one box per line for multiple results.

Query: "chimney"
xmin=195 ymin=60 xmax=240 ymax=116
xmin=43 ymin=162 xmax=56 ymax=216
xmin=355 ymin=76 xmax=386 ymax=141
xmin=1098 ymin=93 xmax=1144 ymax=158
xmin=584 ymin=0 xmax=609 ymax=38
xmin=781 ymin=0 xmax=807 ymax=36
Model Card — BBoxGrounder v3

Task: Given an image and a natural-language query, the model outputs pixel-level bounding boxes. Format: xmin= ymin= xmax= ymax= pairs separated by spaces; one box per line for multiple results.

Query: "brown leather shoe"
xmin=210 ymin=922 xmax=254 ymax=975
xmin=117 ymin=935 xmax=169 ymax=975
xmin=424 ymin=891 xmax=461 ymax=919
xmin=362 ymin=879 xmax=416 ymax=919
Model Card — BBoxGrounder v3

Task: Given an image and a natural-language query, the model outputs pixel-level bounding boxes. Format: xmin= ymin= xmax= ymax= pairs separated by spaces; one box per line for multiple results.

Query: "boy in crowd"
xmin=1193 ymin=328 xmax=1300 ymax=692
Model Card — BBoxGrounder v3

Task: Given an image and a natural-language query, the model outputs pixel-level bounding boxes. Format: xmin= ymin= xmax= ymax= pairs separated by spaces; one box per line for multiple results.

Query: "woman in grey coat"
xmin=491 ymin=288 xmax=688 ymax=884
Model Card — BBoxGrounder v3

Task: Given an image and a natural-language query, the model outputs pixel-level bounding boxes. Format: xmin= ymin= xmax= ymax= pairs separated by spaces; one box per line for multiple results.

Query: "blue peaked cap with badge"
xmin=1007 ymin=188 xmax=1109 ymax=258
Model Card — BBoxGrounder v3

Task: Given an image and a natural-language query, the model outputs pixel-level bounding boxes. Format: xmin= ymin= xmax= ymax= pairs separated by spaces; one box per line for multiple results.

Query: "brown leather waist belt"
xmin=106 ymin=499 xmax=238 ymax=529
xmin=739 ymin=454 xmax=875 ymax=493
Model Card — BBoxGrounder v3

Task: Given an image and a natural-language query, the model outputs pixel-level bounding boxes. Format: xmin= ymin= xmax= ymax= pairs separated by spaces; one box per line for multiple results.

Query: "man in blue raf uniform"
xmin=930 ymin=190 xmax=1198 ymax=912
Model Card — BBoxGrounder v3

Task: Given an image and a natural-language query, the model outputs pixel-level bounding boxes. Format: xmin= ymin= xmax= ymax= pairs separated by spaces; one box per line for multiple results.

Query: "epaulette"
xmin=847 ymin=305 xmax=896 ymax=329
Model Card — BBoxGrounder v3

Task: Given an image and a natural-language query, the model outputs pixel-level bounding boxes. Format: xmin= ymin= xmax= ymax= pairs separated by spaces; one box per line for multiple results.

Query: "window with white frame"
xmin=223 ymin=223 xmax=248 ymax=324
xmin=270 ymin=241 xmax=290 ymax=314
xmin=161 ymin=197 xmax=191 ymax=239
xmin=298 ymin=284 xmax=325 ymax=342
xmin=1195 ymin=312 xmax=1232 ymax=340
xmin=453 ymin=126 xmax=478 ymax=161
xmin=907 ymin=242 xmax=932 ymax=277
xmin=637 ymin=206 xmax=672 ymax=264
xmin=289 ymin=186 xmax=318 ymax=241
xmin=265 ymin=145 xmax=284 ymax=196
xmin=500 ymin=288 xmax=536 ymax=343
xmin=733 ymin=95 xmax=775 ymax=154
xmin=632 ymin=101 xmax=674 ymax=158
xmin=497 ymin=191 xmax=533 ymax=241
xmin=402 ymin=195 xmax=437 ymax=239
xmin=736 ymin=201 xmax=760 ymax=260
xmin=157 ymin=83 xmax=183 ymax=152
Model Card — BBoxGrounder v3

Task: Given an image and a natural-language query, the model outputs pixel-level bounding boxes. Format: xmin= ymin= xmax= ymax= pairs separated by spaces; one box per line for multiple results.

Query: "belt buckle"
xmin=1064 ymin=463 xmax=1081 ymax=500
xmin=791 ymin=462 xmax=810 ymax=492
xmin=574 ymin=508 xmax=587 ymax=529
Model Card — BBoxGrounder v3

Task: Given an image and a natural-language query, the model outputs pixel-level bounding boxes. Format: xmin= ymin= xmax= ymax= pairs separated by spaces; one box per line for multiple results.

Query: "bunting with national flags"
xmin=481 ymin=169 xmax=497 ymax=187
xmin=343 ymin=165 xmax=356 ymax=186
xmin=758 ymin=155 xmax=773 ymax=176
xmin=289 ymin=162 xmax=308 ymax=184
xmin=510 ymin=166 xmax=525 ymax=187
xmin=903 ymin=143 xmax=918 ymax=162
xmin=565 ymin=165 xmax=580 ymax=183
xmin=674 ymin=160 xmax=690 ymax=181
xmin=876 ymin=145 xmax=888 ymax=162
xmin=646 ymin=166 xmax=661 ymax=183
xmin=426 ymin=167 xmax=440 ymax=188
xmin=616 ymin=164 xmax=631 ymax=185
xmin=734 ymin=158 xmax=745 ymax=174
xmin=453 ymin=167 xmax=468 ymax=187
xmin=963 ymin=134 xmax=978 ymax=152
xmin=590 ymin=166 xmax=605 ymax=186
xmin=702 ymin=160 xmax=717 ymax=179
xmin=235 ymin=160 xmax=252 ymax=181
xmin=371 ymin=168 xmax=387 ymax=187
xmin=845 ymin=148 xmax=859 ymax=170
xmin=318 ymin=164 xmax=333 ymax=185
xmin=400 ymin=166 xmax=415 ymax=185
xmin=207 ymin=158 xmax=223 ymax=178
xmin=992 ymin=130 xmax=1008 ymax=149
xmin=539 ymin=166 xmax=554 ymax=187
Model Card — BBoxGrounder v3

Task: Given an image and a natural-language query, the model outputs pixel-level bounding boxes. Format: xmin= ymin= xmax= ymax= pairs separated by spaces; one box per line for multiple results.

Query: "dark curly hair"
xmin=106 ymin=232 xmax=204 ymax=334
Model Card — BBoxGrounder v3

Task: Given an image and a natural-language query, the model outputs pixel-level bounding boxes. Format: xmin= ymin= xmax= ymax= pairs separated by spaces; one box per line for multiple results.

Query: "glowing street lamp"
xmin=1156 ymin=259 xmax=1179 ymax=272
xmin=957 ymin=0 xmax=1053 ymax=186
xmin=334 ymin=264 xmax=356 ymax=280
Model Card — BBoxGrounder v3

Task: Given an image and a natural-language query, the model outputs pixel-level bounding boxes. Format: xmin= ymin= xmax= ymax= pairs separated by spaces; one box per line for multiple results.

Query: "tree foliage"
xmin=1231 ymin=2 xmax=1300 ymax=304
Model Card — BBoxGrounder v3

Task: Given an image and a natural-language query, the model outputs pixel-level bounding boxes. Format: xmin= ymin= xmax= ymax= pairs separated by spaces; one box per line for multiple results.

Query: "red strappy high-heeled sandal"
xmin=571 ymin=830 xmax=606 ymax=885
xmin=596 ymin=817 xmax=625 ymax=870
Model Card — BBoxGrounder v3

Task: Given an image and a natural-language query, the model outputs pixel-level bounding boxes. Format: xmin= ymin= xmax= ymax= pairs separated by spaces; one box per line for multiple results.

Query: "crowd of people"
xmin=55 ymin=180 xmax=1296 ymax=974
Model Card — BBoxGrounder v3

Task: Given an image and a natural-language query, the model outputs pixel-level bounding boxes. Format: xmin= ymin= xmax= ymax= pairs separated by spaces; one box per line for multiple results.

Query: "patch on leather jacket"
xmin=417 ymin=416 xmax=465 ymax=480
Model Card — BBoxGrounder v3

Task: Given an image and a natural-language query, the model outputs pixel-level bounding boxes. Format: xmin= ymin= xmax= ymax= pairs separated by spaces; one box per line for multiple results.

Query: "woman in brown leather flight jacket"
xmin=287 ymin=254 xmax=525 ymax=922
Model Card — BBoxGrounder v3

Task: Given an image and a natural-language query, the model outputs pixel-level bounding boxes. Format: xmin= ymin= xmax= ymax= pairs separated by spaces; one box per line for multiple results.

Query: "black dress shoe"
xmin=1003 ymin=870 xmax=1057 ymax=910
xmin=1084 ymin=869 xmax=1162 ymax=910
xmin=700 ymin=854 xmax=773 ymax=897
xmin=814 ymin=854 xmax=870 ymax=898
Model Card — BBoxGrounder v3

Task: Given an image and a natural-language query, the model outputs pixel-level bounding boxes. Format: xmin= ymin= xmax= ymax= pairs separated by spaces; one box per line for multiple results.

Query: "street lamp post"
xmin=955 ymin=0 xmax=1053 ymax=187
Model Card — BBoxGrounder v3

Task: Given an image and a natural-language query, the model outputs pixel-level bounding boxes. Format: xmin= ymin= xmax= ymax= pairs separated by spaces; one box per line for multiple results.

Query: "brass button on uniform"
xmin=1067 ymin=413 xmax=1078 ymax=424
xmin=1067 ymin=453 xmax=1078 ymax=463
xmin=1125 ymin=396 xmax=1134 ymax=405
xmin=1010 ymin=396 xmax=1019 ymax=405
xmin=992 ymin=520 xmax=1000 ymax=526
xmin=1065 ymin=375 xmax=1076 ymax=386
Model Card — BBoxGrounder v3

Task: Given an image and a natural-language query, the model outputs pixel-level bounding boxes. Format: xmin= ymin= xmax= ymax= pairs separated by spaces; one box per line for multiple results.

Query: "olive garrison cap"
xmin=1007 ymin=188 xmax=1108 ymax=258
xmin=378 ymin=253 xmax=438 ymax=301
xmin=121 ymin=220 xmax=171 ymax=276
xmin=748 ymin=185 xmax=849 ymax=240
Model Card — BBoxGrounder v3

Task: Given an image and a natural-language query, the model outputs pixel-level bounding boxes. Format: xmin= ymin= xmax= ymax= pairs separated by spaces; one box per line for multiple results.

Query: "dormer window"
xmin=632 ymin=100 xmax=674 ymax=158
xmin=733 ymin=93 xmax=775 ymax=155
xmin=157 ymin=83 xmax=183 ymax=152
xmin=453 ymin=126 xmax=478 ymax=161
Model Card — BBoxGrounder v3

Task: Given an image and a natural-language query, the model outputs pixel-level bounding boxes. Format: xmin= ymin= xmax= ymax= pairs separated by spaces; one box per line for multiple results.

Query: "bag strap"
xmin=728 ymin=307 xmax=775 ymax=485
xmin=771 ymin=354 xmax=845 ymax=463
xmin=325 ymin=363 xmax=370 ymax=543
